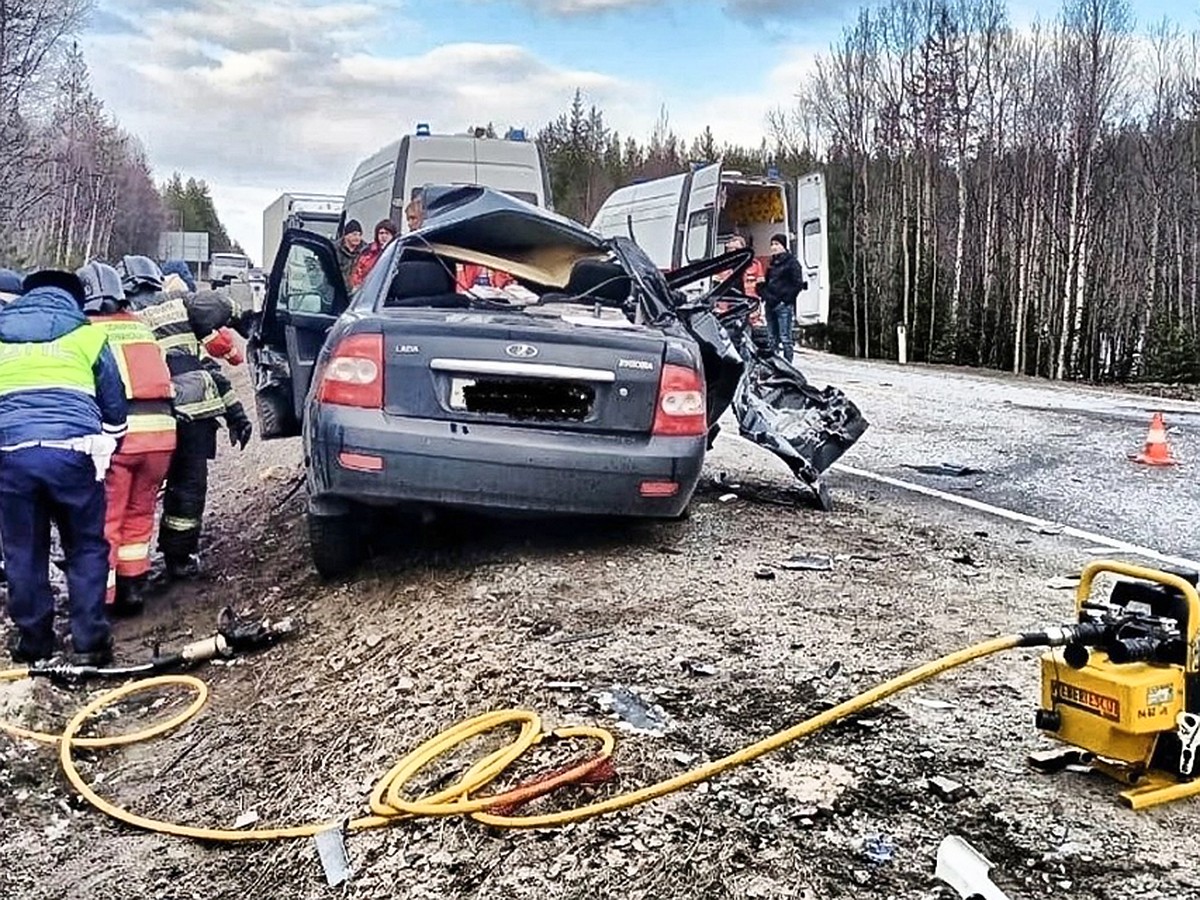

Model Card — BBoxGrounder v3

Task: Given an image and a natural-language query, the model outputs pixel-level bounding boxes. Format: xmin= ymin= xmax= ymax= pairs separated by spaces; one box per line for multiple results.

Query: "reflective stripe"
xmin=160 ymin=332 xmax=199 ymax=352
xmin=92 ymin=315 xmax=173 ymax=402
xmin=107 ymin=569 xmax=117 ymax=588
xmin=117 ymin=543 xmax=150 ymax=562
xmin=127 ymin=413 xmax=177 ymax=434
xmin=221 ymin=391 xmax=238 ymax=407
xmin=162 ymin=515 xmax=200 ymax=531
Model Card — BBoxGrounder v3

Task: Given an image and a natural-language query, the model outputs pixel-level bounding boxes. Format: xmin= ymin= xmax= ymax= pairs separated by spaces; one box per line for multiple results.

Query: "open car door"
xmin=794 ymin=172 xmax=829 ymax=326
xmin=248 ymin=228 xmax=349 ymax=438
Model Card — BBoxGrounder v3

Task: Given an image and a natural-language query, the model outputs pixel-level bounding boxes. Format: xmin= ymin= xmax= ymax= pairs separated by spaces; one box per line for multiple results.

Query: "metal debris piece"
xmin=904 ymin=463 xmax=985 ymax=477
xmin=1027 ymin=747 xmax=1089 ymax=774
xmin=780 ymin=553 xmax=833 ymax=572
xmin=232 ymin=810 xmax=259 ymax=829
xmin=928 ymin=776 xmax=972 ymax=802
xmin=314 ymin=822 xmax=352 ymax=887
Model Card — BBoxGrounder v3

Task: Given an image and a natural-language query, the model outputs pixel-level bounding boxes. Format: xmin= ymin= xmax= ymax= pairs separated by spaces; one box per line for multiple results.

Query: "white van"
xmin=341 ymin=127 xmax=553 ymax=236
xmin=590 ymin=164 xmax=830 ymax=326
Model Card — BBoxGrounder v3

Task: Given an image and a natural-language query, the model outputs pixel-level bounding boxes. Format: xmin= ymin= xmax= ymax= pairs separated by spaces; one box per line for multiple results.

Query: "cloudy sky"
xmin=82 ymin=0 xmax=1196 ymax=262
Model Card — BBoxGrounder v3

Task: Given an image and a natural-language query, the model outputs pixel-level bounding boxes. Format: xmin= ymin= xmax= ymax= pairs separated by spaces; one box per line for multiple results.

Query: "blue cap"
xmin=0 ymin=268 xmax=24 ymax=296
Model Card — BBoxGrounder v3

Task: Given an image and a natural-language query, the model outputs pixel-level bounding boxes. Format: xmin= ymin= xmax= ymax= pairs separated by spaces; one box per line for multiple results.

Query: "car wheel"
xmin=308 ymin=510 xmax=364 ymax=579
xmin=256 ymin=386 xmax=298 ymax=439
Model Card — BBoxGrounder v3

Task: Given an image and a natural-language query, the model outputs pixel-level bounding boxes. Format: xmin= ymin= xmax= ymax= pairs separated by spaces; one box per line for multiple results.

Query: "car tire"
xmin=308 ymin=511 xmax=364 ymax=579
xmin=256 ymin=386 xmax=298 ymax=439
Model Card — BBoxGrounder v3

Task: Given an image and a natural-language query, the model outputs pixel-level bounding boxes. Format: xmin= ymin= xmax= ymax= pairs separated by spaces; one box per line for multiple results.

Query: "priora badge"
xmin=505 ymin=343 xmax=539 ymax=359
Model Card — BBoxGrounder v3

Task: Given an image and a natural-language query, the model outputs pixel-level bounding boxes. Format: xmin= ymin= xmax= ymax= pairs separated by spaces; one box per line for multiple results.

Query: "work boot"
xmin=165 ymin=554 xmax=202 ymax=581
xmin=112 ymin=576 xmax=147 ymax=618
xmin=70 ymin=636 xmax=114 ymax=668
xmin=8 ymin=631 xmax=55 ymax=664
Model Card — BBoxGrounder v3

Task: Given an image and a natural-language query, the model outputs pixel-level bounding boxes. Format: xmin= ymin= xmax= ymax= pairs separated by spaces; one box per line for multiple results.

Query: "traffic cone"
xmin=1132 ymin=412 xmax=1178 ymax=466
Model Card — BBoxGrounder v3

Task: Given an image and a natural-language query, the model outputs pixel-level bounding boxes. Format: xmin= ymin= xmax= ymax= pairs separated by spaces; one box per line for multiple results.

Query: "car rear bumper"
xmin=305 ymin=408 xmax=705 ymax=517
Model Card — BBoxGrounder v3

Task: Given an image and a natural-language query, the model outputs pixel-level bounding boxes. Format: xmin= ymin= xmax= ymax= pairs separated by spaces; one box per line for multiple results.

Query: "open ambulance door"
xmin=795 ymin=171 xmax=829 ymax=326
xmin=677 ymin=163 xmax=722 ymax=270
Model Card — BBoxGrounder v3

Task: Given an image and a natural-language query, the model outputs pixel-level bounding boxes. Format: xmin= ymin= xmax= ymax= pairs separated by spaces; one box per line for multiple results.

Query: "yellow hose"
xmin=0 ymin=633 xmax=1022 ymax=841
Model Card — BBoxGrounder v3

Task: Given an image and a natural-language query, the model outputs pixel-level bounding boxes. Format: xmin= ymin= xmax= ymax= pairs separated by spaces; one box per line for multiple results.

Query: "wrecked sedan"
xmin=247 ymin=186 xmax=866 ymax=577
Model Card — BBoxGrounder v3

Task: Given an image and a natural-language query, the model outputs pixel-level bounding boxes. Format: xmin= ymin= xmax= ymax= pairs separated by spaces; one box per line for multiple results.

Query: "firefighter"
xmin=77 ymin=261 xmax=176 ymax=615
xmin=0 ymin=270 xmax=128 ymax=664
xmin=118 ymin=255 xmax=252 ymax=581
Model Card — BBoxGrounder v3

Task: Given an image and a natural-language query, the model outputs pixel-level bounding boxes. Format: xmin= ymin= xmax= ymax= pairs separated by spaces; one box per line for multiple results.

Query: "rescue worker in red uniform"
xmin=76 ymin=262 xmax=176 ymax=615
xmin=118 ymin=256 xmax=251 ymax=581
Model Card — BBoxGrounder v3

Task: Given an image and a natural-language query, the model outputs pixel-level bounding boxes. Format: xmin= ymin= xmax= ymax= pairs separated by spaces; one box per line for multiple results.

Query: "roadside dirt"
xmin=3 ymin=396 xmax=1200 ymax=899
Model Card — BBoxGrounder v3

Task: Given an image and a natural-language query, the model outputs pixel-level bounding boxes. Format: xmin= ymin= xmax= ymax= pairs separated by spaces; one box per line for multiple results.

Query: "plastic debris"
xmin=232 ymin=810 xmax=259 ymax=829
xmin=314 ymin=822 xmax=352 ymax=887
xmin=719 ymin=493 xmax=739 ymax=503
xmin=936 ymin=835 xmax=1012 ymax=899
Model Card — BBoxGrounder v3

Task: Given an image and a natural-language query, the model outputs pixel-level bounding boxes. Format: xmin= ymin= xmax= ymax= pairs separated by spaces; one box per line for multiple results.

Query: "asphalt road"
xmin=787 ymin=352 xmax=1200 ymax=564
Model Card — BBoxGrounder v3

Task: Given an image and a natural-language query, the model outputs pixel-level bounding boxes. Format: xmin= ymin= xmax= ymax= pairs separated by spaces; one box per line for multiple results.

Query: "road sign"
xmin=158 ymin=231 xmax=210 ymax=263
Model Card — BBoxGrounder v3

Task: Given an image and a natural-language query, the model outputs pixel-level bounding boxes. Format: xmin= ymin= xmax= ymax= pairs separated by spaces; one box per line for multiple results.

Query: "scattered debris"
xmin=597 ymin=686 xmax=672 ymax=736
xmin=543 ymin=681 xmax=586 ymax=691
xmin=950 ymin=552 xmax=980 ymax=567
xmin=1047 ymin=576 xmax=1081 ymax=591
xmin=679 ymin=659 xmax=718 ymax=677
xmin=1027 ymin=747 xmax=1090 ymax=774
xmin=861 ymin=834 xmax=896 ymax=864
xmin=904 ymin=463 xmax=985 ymax=477
xmin=1029 ymin=524 xmax=1066 ymax=536
xmin=364 ymin=633 xmax=383 ymax=650
xmin=780 ymin=553 xmax=834 ymax=572
xmin=913 ymin=698 xmax=957 ymax=711
xmin=719 ymin=493 xmax=739 ymax=504
xmin=753 ymin=566 xmax=777 ymax=581
xmin=548 ymin=629 xmax=613 ymax=646
xmin=657 ymin=546 xmax=684 ymax=556
xmin=928 ymin=776 xmax=973 ymax=802
xmin=232 ymin=810 xmax=259 ymax=830
xmin=673 ymin=752 xmax=700 ymax=766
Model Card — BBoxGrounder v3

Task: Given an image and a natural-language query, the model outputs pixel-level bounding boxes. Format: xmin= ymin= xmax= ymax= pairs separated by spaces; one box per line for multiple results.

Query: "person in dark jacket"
xmin=0 ymin=270 xmax=128 ymax=664
xmin=335 ymin=219 xmax=364 ymax=286
xmin=349 ymin=219 xmax=397 ymax=290
xmin=757 ymin=233 xmax=805 ymax=363
xmin=120 ymin=256 xmax=251 ymax=581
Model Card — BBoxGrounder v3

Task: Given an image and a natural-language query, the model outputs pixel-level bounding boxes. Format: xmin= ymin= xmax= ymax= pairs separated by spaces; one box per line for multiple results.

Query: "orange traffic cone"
xmin=1132 ymin=412 xmax=1178 ymax=466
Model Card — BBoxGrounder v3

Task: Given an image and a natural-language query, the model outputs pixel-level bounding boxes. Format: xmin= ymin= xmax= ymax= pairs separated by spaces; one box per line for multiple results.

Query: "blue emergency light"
xmin=416 ymin=123 xmax=431 ymax=137
xmin=767 ymin=166 xmax=780 ymax=180
xmin=508 ymin=128 xmax=526 ymax=141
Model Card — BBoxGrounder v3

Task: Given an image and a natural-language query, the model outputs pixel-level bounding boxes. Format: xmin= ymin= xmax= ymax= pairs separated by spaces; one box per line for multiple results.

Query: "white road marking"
xmin=833 ymin=463 xmax=1200 ymax=572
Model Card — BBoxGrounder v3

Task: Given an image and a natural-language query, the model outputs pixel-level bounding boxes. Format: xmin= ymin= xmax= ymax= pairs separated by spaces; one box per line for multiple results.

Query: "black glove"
xmin=227 ymin=409 xmax=253 ymax=450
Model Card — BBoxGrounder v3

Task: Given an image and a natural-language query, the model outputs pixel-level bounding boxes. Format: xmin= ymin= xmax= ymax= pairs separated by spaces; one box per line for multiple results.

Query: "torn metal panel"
xmin=250 ymin=344 xmax=291 ymax=393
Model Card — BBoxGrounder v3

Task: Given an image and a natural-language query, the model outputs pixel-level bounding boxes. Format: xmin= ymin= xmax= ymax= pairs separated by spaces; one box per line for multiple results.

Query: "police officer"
xmin=118 ymin=256 xmax=252 ymax=580
xmin=0 ymin=270 xmax=128 ymax=664
xmin=78 ymin=261 xmax=176 ymax=615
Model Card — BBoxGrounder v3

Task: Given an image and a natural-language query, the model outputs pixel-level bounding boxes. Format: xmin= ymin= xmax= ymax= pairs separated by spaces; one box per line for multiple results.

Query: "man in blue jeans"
xmin=0 ymin=270 xmax=128 ymax=664
xmin=757 ymin=233 xmax=806 ymax=363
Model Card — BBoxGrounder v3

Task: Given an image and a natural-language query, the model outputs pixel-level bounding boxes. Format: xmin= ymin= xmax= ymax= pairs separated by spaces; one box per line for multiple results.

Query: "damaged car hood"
xmin=406 ymin=185 xmax=868 ymax=506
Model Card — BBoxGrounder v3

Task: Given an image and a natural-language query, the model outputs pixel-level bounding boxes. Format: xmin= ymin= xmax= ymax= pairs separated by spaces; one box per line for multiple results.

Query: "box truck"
xmin=262 ymin=193 xmax=343 ymax=273
xmin=590 ymin=164 xmax=830 ymax=326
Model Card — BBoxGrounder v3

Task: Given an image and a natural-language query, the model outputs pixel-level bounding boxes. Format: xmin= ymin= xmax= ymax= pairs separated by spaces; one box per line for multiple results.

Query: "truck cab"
xmin=590 ymin=164 xmax=830 ymax=327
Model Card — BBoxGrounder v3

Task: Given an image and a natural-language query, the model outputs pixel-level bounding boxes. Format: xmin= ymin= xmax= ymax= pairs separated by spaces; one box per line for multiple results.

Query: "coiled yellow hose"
xmin=0 ymin=633 xmax=1021 ymax=842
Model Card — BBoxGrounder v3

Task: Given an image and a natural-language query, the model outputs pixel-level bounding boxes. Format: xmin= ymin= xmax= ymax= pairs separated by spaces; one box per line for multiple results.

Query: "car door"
xmin=795 ymin=171 xmax=830 ymax=326
xmin=248 ymin=229 xmax=349 ymax=438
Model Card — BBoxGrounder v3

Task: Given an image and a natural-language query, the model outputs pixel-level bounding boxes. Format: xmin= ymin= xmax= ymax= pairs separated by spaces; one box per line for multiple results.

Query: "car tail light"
xmin=639 ymin=480 xmax=680 ymax=497
xmin=652 ymin=363 xmax=706 ymax=437
xmin=318 ymin=334 xmax=383 ymax=408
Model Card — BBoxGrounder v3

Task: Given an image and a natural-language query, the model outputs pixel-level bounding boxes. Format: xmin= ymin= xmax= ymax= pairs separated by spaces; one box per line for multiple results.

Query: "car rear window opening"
xmin=461 ymin=378 xmax=594 ymax=421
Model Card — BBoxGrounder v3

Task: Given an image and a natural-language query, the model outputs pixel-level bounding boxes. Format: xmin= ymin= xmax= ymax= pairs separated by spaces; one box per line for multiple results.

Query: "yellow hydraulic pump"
xmin=1035 ymin=561 xmax=1200 ymax=810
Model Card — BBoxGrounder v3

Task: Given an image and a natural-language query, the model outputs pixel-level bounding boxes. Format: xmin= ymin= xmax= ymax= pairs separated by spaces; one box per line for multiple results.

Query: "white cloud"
xmin=83 ymin=0 xmax=649 ymax=260
xmin=515 ymin=0 xmax=659 ymax=13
